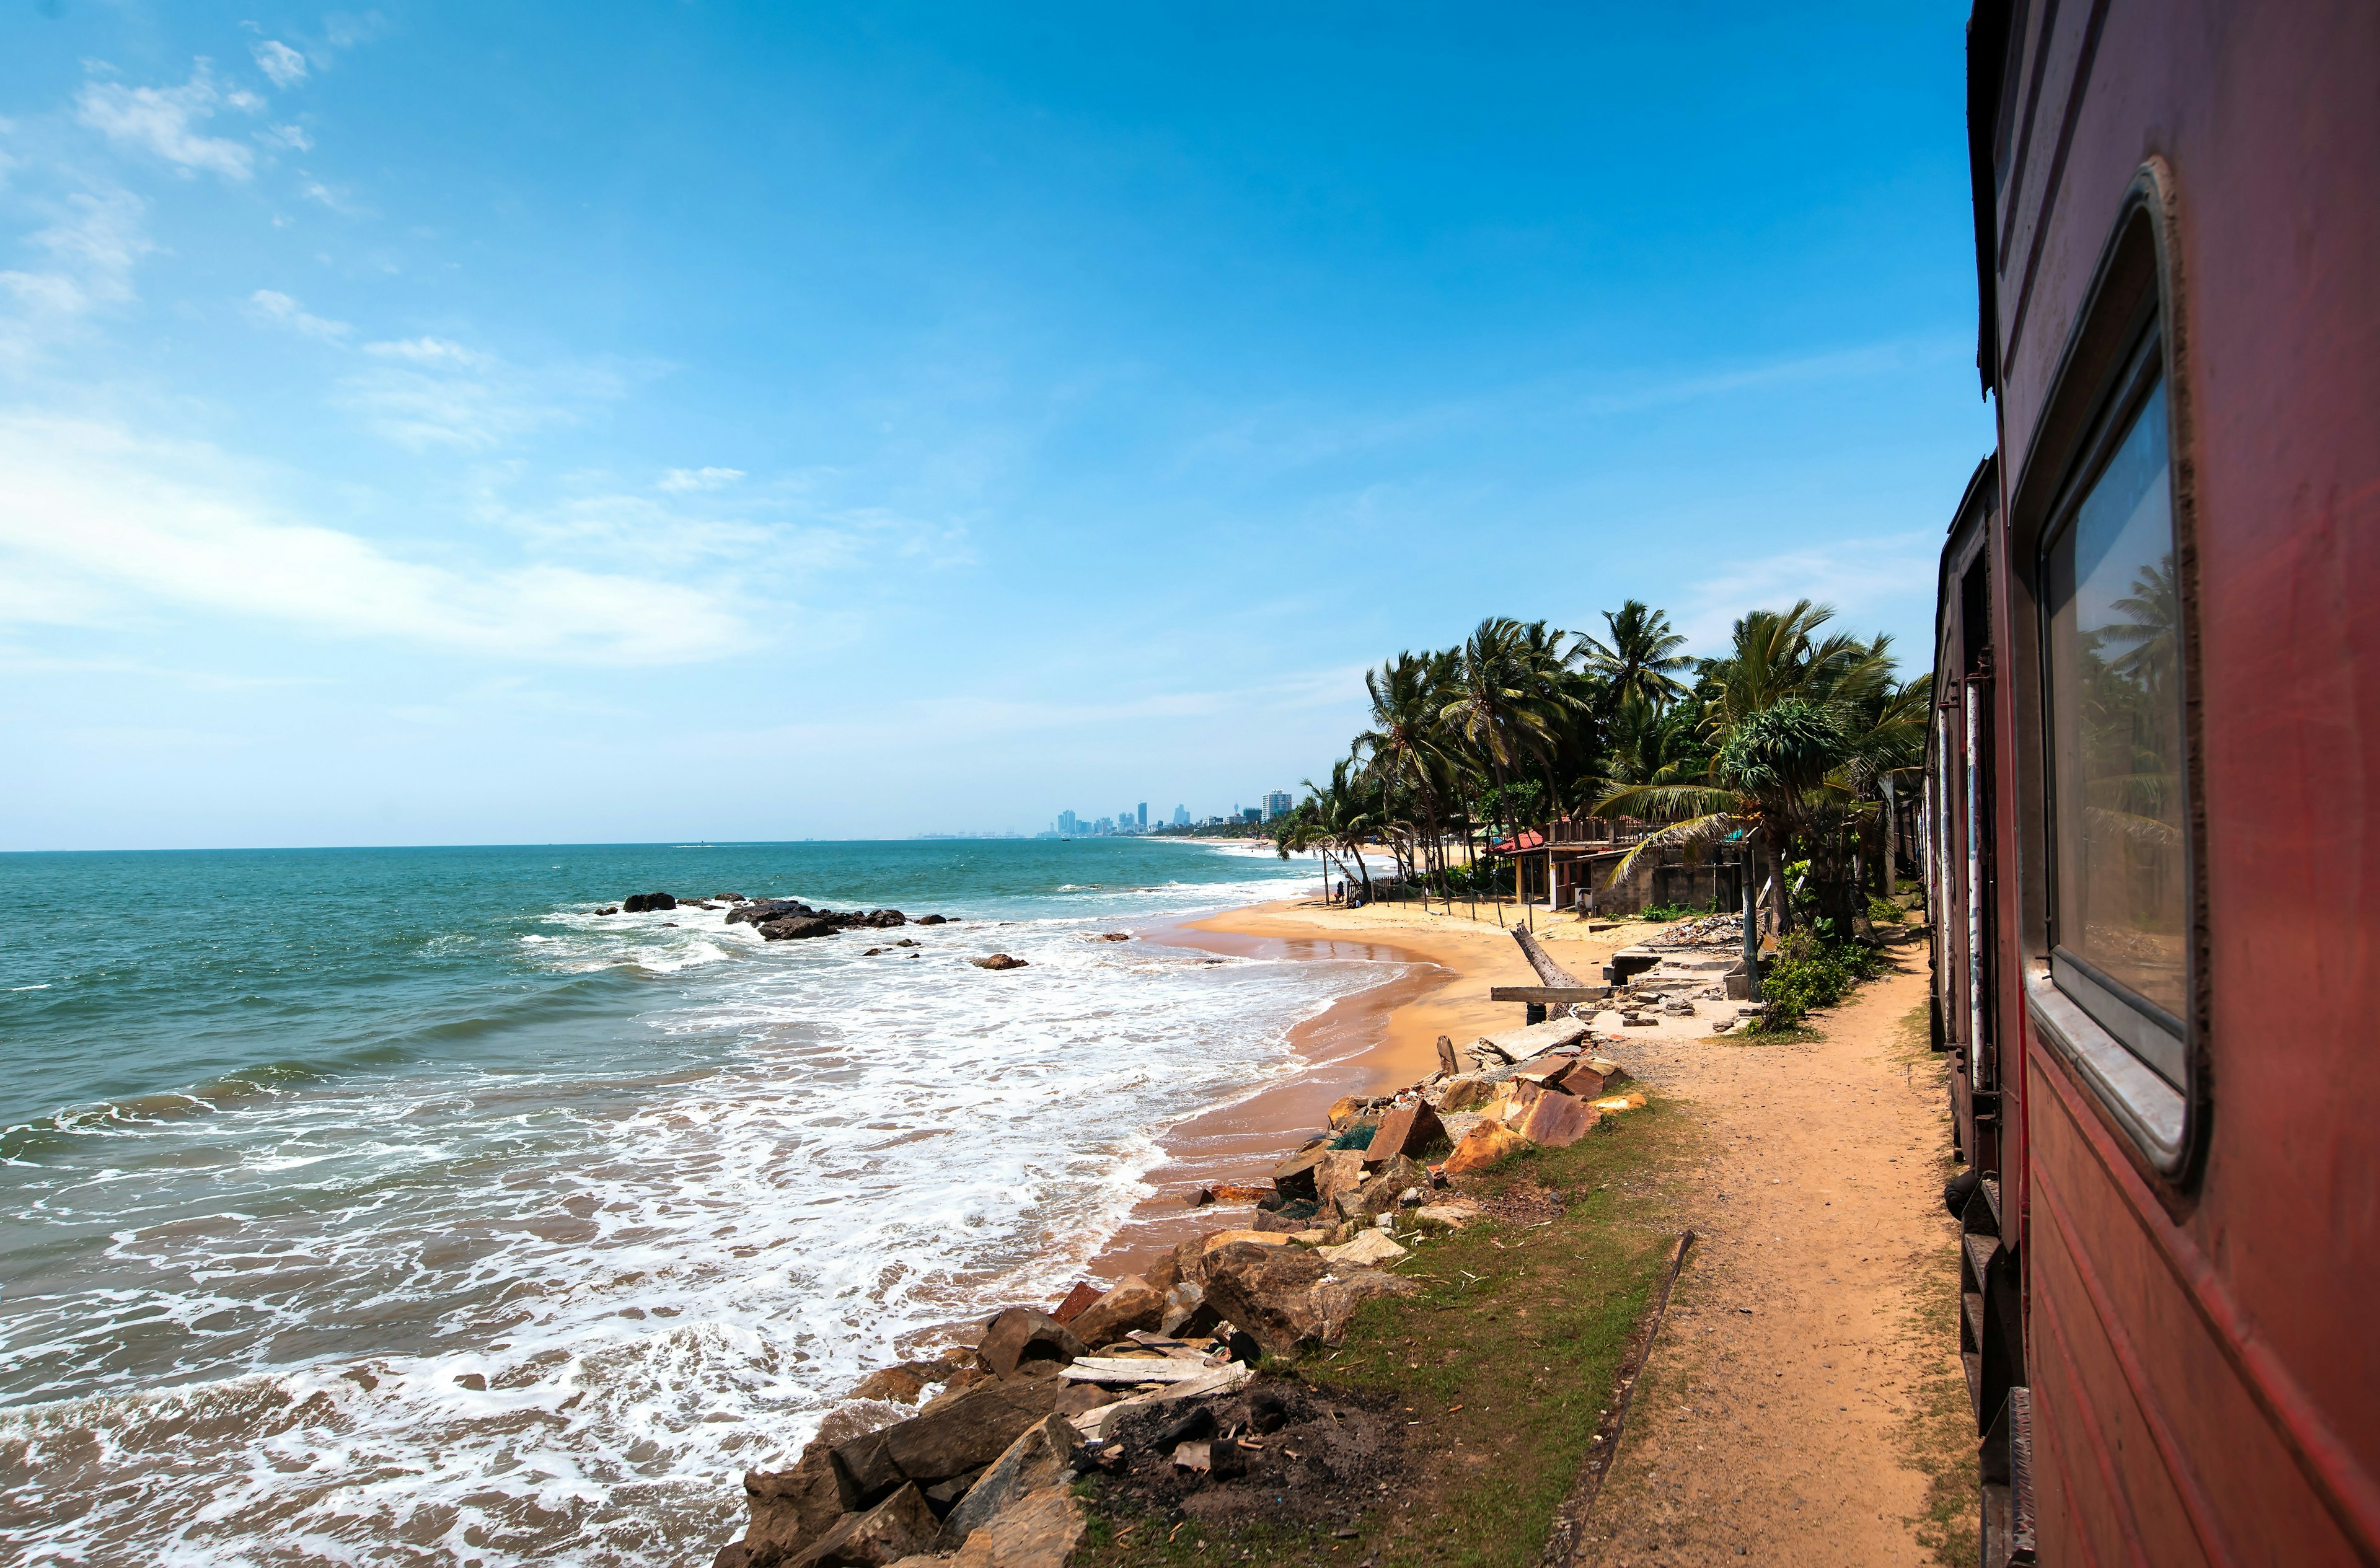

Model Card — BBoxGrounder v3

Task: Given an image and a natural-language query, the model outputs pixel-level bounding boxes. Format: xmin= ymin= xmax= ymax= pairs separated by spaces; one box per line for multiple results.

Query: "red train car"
xmin=1925 ymin=2 xmax=2380 ymax=1562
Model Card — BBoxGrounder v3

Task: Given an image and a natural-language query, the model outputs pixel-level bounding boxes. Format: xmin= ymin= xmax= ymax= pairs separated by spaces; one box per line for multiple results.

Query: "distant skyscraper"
xmin=1263 ymin=790 xmax=1292 ymax=821
xmin=1136 ymin=803 xmax=1148 ymax=829
xmin=1171 ymin=804 xmax=1189 ymax=827
xmin=1058 ymin=810 xmax=1079 ymax=835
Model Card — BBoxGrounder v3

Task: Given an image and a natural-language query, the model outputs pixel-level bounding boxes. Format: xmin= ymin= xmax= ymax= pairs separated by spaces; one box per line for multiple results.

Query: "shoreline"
xmin=1077 ymin=892 xmax=1655 ymax=1284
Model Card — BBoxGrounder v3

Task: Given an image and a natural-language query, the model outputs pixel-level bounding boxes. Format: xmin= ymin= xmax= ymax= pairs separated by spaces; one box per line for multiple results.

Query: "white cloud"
xmin=258 ymin=124 xmax=314 ymax=152
xmin=363 ymin=335 xmax=491 ymax=369
xmin=252 ymin=41 xmax=309 ymax=88
xmin=75 ymin=63 xmax=260 ymax=181
xmin=0 ymin=413 xmax=747 ymax=665
xmin=0 ymin=188 xmax=151 ymax=359
xmin=246 ymin=288 xmax=350 ymax=341
xmin=1678 ymin=531 xmax=1938 ymax=653
xmin=658 ymin=466 xmax=745 ymax=493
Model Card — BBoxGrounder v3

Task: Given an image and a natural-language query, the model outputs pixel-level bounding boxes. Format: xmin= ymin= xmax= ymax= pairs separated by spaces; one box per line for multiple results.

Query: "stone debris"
xmin=712 ymin=984 xmax=1654 ymax=1567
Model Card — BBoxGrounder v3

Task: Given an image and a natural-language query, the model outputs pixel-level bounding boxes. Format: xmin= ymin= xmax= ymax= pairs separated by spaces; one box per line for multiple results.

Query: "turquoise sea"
xmin=0 ymin=839 xmax=1365 ymax=1566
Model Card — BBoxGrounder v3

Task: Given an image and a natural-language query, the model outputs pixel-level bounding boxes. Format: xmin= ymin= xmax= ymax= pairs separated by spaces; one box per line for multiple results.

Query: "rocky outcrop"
xmin=1362 ymin=1101 xmax=1445 ymax=1166
xmin=832 ymin=1377 xmax=1079 ymax=1509
xmin=622 ymin=891 xmax=677 ymax=912
xmin=762 ymin=916 xmax=841 ymax=941
xmin=790 ymin=1482 xmax=937 ymax=1566
xmin=971 ymin=954 xmax=1028 ymax=971
xmin=933 ymin=1414 xmax=1074 ymax=1549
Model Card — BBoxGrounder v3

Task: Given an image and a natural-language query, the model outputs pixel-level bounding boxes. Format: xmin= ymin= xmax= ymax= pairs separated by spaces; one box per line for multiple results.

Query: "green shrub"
xmin=1867 ymin=894 xmax=1905 ymax=925
xmin=1752 ymin=929 xmax=1882 ymax=1029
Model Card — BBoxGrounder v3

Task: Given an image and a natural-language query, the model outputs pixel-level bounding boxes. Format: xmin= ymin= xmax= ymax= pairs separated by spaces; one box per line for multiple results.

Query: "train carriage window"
xmin=2042 ymin=350 xmax=2187 ymax=1090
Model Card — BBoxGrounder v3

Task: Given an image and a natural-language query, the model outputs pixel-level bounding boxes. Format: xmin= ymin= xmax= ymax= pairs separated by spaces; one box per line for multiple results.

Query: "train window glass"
xmin=2043 ymin=372 xmax=2187 ymax=1087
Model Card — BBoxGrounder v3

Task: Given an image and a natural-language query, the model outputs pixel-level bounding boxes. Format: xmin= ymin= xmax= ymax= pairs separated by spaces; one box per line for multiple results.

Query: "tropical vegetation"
xmin=1269 ymin=599 xmax=1930 ymax=933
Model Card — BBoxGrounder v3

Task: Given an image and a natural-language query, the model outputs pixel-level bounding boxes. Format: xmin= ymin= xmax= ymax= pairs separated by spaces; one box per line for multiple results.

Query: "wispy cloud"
xmin=0 ymin=188 xmax=151 ymax=360
xmin=363 ymin=335 xmax=492 ymax=369
xmin=246 ymin=287 xmax=350 ymax=341
xmin=74 ymin=63 xmax=262 ymax=182
xmin=1677 ymin=530 xmax=1939 ymax=653
xmin=252 ymin=41 xmax=309 ymax=89
xmin=258 ymin=124 xmax=313 ymax=152
xmin=0 ymin=413 xmax=749 ymax=664
xmin=658 ymin=466 xmax=745 ymax=493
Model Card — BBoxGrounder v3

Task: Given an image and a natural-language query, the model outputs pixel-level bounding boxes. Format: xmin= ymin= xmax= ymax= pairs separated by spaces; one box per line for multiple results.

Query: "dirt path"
xmin=1574 ymin=957 xmax=1969 ymax=1567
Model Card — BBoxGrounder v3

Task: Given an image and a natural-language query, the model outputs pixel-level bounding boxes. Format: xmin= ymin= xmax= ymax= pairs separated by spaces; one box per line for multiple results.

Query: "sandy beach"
xmin=1080 ymin=892 xmax=1662 ymax=1282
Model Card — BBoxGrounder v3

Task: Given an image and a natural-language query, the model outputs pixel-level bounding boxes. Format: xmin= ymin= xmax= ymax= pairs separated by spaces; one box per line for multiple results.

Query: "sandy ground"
xmin=1574 ymin=955 xmax=1963 ymax=1567
xmin=1078 ymin=896 xmax=1651 ymax=1283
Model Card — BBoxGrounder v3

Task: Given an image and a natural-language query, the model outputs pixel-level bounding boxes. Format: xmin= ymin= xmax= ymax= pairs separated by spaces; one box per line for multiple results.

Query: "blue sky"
xmin=0 ymin=3 xmax=1988 ymax=849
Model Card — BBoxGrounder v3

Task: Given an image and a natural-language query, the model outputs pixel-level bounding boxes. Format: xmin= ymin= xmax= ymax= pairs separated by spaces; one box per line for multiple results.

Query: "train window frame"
xmin=2005 ymin=158 xmax=2208 ymax=1187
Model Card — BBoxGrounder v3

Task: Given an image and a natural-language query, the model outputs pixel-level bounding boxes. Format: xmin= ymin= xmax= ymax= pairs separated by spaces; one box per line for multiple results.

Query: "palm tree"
xmin=1354 ymin=651 xmax=1457 ymax=892
xmin=1579 ymin=600 xmax=1693 ymax=715
xmin=1595 ymin=601 xmax=1906 ymax=932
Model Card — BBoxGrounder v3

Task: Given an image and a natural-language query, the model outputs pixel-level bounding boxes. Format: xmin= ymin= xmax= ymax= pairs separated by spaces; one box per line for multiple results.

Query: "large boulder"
xmin=793 ymin=1482 xmax=937 ymax=1567
xmin=729 ymin=1438 xmax=847 ymax=1567
xmin=1362 ymin=1102 xmax=1445 ymax=1167
xmin=935 ymin=1414 xmax=1073 ymax=1548
xmin=622 ymin=891 xmax=677 ymax=912
xmin=1048 ymin=1282 xmax=1102 ymax=1326
xmin=1331 ymin=1158 xmax=1424 ymax=1223
xmin=971 ymin=954 xmax=1028 ymax=971
xmin=975 ymin=1309 xmax=1085 ymax=1379
xmin=1311 ymin=1150 xmax=1369 ymax=1209
xmin=925 ymin=1487 xmax=1085 ymax=1568
xmin=1502 ymin=1081 xmax=1599 ymax=1147
xmin=1268 ymin=1140 xmax=1332 ymax=1201
xmin=1308 ymin=1267 xmax=1421 ymax=1344
xmin=831 ymin=1377 xmax=1077 ymax=1506
xmin=1199 ymin=1241 xmax=1327 ymax=1356
xmin=1067 ymin=1275 xmax=1165 ymax=1347
xmin=729 ymin=899 xmax=814 ymax=927
xmin=1443 ymin=1121 xmax=1532 ymax=1176
xmin=1431 ymin=1076 xmax=1501 ymax=1113
xmin=762 ymin=916 xmax=840 ymax=941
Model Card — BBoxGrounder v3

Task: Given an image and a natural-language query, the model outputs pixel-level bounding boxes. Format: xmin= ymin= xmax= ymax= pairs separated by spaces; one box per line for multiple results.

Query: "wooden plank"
xmin=1489 ymin=985 xmax=1611 ymax=1005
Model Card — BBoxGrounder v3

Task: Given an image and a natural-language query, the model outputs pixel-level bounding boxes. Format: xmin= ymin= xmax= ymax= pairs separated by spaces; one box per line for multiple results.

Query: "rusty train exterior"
xmin=1922 ymin=2 xmax=2380 ymax=1563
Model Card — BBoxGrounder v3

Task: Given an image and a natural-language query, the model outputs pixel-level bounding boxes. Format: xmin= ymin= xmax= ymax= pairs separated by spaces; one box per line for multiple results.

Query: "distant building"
xmin=1136 ymin=803 xmax=1148 ymax=829
xmin=1057 ymin=810 xmax=1080 ymax=836
xmin=1095 ymin=816 xmax=1114 ymax=834
xmin=1171 ymin=804 xmax=1189 ymax=827
xmin=1263 ymin=790 xmax=1292 ymax=822
xmin=1241 ymin=807 xmax=1263 ymax=825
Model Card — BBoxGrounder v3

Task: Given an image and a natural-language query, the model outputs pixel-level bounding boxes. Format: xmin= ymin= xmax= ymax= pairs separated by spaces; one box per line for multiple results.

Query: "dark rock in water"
xmin=714 ymin=892 xmax=749 ymax=902
xmin=622 ymin=892 xmax=677 ymax=913
xmin=761 ymin=916 xmax=839 ymax=941
xmin=863 ymin=948 xmax=884 ymax=956
xmin=729 ymin=899 xmax=814 ymax=927
xmin=976 ymin=1308 xmax=1085 ymax=1378
xmin=595 ymin=906 xmax=619 ymax=916
xmin=913 ymin=914 xmax=947 ymax=926
xmin=971 ymin=954 xmax=1028 ymax=971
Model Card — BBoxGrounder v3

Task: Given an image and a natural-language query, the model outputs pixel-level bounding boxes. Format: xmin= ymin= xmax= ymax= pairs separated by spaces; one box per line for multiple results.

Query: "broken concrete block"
xmin=1318 ymin=1230 xmax=1409 ymax=1268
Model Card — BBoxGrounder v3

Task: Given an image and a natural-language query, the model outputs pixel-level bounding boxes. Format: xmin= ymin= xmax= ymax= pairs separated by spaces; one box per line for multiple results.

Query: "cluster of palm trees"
xmin=1272 ymin=599 xmax=1930 ymax=932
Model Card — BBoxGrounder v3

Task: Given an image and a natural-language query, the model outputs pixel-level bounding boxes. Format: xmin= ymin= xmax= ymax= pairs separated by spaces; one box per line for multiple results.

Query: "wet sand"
xmin=1073 ymin=896 xmax=1656 ymax=1286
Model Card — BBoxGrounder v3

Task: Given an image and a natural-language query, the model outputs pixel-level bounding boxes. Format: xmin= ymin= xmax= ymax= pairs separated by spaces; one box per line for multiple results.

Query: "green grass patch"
xmin=1072 ymin=1099 xmax=1702 ymax=1568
